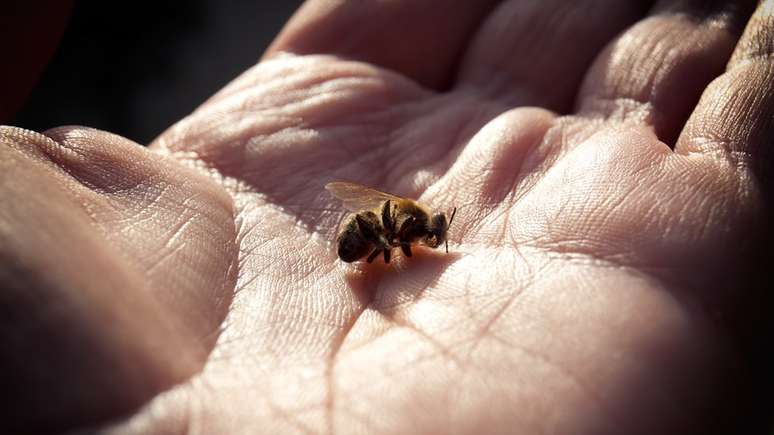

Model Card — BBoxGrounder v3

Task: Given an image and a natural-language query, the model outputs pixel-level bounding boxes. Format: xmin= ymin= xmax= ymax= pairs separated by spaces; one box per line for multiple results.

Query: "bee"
xmin=325 ymin=181 xmax=457 ymax=264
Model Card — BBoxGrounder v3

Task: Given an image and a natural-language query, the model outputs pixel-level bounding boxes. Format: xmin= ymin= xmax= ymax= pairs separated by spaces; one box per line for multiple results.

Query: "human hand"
xmin=2 ymin=1 xmax=772 ymax=434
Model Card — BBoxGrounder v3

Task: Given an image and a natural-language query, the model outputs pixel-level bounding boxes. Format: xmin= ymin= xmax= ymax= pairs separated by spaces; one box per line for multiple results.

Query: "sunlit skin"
xmin=1 ymin=1 xmax=773 ymax=434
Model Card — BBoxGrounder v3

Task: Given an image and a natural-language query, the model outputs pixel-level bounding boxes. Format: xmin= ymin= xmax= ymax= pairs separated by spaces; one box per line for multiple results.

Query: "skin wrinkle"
xmin=1 ymin=136 xmax=213 ymax=434
xmin=6 ymin=132 xmax=145 ymax=210
xmin=146 ymin=241 xmax=189 ymax=276
xmin=496 ymin=120 xmax=582 ymax=207
xmin=459 ymin=286 xmax=504 ymax=331
xmin=264 ymin=400 xmax=318 ymax=435
xmin=492 ymin=334 xmax=626 ymax=434
xmin=0 ymin=147 xmax=110 ymax=233
xmin=575 ymin=6 xmax=747 ymax=146
xmin=111 ymin=186 xmax=166 ymax=228
xmin=338 ymin=336 xmax=442 ymax=394
xmin=114 ymin=187 xmax=176 ymax=239
xmin=213 ymin=192 xmax=355 ymax=390
xmin=429 ymin=109 xmax=557 ymax=244
xmin=381 ymin=310 xmax=467 ymax=370
xmin=206 ymin=54 xmax=364 ymax=105
xmin=233 ymin=194 xmax=338 ymax=253
xmin=734 ymin=44 xmax=774 ymax=64
xmin=244 ymin=133 xmax=382 ymax=203
xmin=527 ymin=272 xmax=670 ymax=432
xmin=161 ymin=61 xmax=418 ymax=187
xmin=215 ymin=209 xmax=241 ymax=320
xmin=466 ymin=280 xmax=525 ymax=357
xmin=646 ymin=20 xmax=686 ymax=99
xmin=485 ymin=112 xmax=555 ymax=207
xmin=520 ymin=135 xmax=696 ymax=262
xmin=456 ymin=0 xmax=653 ymax=110
xmin=17 ymin=132 xmax=237 ymax=339
xmin=208 ymin=56 xmax=421 ymax=125
xmin=363 ymin=252 xmax=527 ymax=363
xmin=337 ymin=261 xmax=632 ymax=433
xmin=443 ymin=93 xmax=508 ymax=163
xmin=46 ymin=133 xmax=157 ymax=198
xmin=382 ymin=103 xmax=468 ymax=190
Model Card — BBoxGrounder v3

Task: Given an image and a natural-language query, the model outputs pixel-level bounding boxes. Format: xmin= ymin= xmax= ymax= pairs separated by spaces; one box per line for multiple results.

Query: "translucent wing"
xmin=325 ymin=181 xmax=403 ymax=212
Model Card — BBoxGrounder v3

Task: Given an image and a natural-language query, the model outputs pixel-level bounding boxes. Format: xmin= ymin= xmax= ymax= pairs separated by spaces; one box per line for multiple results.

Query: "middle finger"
xmin=455 ymin=0 xmax=652 ymax=111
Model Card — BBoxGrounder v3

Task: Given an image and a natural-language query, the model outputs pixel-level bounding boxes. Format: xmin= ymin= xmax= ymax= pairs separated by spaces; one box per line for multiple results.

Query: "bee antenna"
xmin=448 ymin=207 xmax=457 ymax=227
xmin=445 ymin=207 xmax=456 ymax=254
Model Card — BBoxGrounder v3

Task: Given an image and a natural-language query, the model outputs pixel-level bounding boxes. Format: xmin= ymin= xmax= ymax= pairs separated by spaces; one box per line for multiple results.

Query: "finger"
xmin=676 ymin=2 xmax=774 ymax=177
xmin=266 ymin=0 xmax=501 ymax=90
xmin=41 ymin=126 xmax=238 ymax=345
xmin=0 ymin=0 xmax=72 ymax=122
xmin=674 ymin=3 xmax=774 ymax=426
xmin=0 ymin=127 xmax=206 ymax=432
xmin=455 ymin=0 xmax=652 ymax=111
xmin=576 ymin=0 xmax=757 ymax=145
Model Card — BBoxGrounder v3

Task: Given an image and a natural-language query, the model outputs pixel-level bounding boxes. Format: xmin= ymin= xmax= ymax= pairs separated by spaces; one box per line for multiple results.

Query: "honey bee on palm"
xmin=325 ymin=181 xmax=457 ymax=264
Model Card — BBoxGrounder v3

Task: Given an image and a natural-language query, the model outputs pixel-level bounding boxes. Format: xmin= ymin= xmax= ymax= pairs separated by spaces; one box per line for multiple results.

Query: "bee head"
xmin=425 ymin=207 xmax=457 ymax=252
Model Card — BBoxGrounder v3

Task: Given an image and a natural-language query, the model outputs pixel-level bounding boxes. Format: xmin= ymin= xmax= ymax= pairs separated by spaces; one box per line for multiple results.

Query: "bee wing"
xmin=325 ymin=181 xmax=403 ymax=212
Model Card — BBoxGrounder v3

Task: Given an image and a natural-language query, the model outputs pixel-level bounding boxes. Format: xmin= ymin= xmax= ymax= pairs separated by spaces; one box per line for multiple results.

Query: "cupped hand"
xmin=2 ymin=1 xmax=772 ymax=434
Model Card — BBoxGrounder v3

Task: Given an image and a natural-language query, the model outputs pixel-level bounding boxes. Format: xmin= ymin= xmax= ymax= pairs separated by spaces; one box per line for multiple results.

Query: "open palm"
xmin=2 ymin=1 xmax=772 ymax=434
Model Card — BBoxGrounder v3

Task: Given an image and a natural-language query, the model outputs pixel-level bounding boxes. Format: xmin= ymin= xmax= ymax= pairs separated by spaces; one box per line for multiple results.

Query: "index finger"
xmin=265 ymin=0 xmax=501 ymax=90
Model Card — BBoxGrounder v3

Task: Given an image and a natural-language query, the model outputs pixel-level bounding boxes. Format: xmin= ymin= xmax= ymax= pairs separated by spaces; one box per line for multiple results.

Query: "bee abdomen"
xmin=336 ymin=216 xmax=372 ymax=262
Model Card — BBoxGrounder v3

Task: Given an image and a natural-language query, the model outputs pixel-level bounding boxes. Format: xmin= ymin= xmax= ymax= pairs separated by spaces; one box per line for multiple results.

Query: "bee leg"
xmin=356 ymin=213 xmax=380 ymax=240
xmin=366 ymin=248 xmax=381 ymax=263
xmin=383 ymin=248 xmax=391 ymax=263
xmin=401 ymin=243 xmax=412 ymax=258
xmin=396 ymin=215 xmax=415 ymax=239
xmin=381 ymin=200 xmax=393 ymax=233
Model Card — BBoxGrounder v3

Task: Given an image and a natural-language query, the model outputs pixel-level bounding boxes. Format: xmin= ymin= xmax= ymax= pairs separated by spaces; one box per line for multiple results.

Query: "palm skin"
xmin=1 ymin=1 xmax=772 ymax=434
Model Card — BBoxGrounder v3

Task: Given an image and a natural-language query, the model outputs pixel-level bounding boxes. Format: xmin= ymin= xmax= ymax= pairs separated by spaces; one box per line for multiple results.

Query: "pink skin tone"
xmin=1 ymin=1 xmax=772 ymax=434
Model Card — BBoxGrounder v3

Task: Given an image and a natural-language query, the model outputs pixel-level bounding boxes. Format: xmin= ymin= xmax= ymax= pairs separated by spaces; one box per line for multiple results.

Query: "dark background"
xmin=14 ymin=0 xmax=304 ymax=145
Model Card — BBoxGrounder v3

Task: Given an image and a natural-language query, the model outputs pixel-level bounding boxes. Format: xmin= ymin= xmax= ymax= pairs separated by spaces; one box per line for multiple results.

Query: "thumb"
xmin=0 ymin=126 xmax=236 ymax=433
